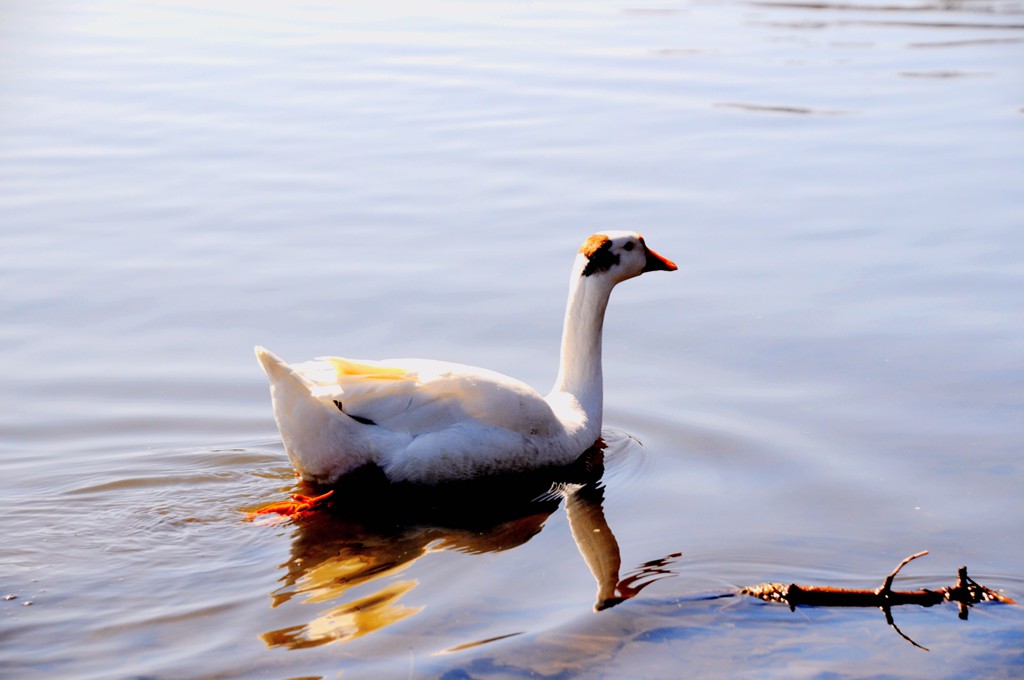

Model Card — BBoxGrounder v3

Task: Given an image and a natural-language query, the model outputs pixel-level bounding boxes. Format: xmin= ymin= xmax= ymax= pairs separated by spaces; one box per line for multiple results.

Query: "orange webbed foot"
xmin=247 ymin=489 xmax=335 ymax=522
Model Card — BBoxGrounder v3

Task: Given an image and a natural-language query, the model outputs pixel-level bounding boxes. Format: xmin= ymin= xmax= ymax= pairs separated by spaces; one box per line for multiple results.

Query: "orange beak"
xmin=643 ymin=246 xmax=678 ymax=272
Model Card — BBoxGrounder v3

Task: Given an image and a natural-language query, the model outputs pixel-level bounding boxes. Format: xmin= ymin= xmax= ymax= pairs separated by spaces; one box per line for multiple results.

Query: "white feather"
xmin=255 ymin=231 xmax=676 ymax=484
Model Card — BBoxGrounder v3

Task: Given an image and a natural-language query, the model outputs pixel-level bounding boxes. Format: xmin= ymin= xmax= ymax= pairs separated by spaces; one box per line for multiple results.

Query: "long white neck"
xmin=549 ymin=259 xmax=615 ymax=440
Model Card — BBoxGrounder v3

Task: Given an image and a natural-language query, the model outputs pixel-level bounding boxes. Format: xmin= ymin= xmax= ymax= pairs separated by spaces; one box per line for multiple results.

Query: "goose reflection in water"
xmin=259 ymin=441 xmax=680 ymax=650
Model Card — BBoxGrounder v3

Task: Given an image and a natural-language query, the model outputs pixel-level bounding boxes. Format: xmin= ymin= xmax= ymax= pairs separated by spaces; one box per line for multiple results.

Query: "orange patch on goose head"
xmin=579 ymin=233 xmax=620 ymax=277
xmin=579 ymin=234 xmax=611 ymax=257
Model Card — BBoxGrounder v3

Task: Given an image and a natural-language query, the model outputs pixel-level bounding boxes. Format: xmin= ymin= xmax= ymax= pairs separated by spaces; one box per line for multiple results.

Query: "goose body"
xmin=256 ymin=231 xmax=676 ymax=484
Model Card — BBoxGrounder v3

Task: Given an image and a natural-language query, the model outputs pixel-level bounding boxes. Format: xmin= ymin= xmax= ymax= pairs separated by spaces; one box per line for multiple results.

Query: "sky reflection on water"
xmin=1 ymin=0 xmax=1022 ymax=678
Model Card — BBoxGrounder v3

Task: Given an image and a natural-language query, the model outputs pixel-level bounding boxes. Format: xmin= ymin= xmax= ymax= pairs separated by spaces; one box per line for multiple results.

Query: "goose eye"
xmin=623 ymin=242 xmax=635 ymax=252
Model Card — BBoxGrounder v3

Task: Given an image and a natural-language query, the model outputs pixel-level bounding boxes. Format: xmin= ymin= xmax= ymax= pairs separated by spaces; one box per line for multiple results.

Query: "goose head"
xmin=577 ymin=230 xmax=677 ymax=284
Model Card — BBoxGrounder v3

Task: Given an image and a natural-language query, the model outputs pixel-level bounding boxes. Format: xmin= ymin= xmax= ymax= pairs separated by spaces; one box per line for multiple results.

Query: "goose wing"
xmin=289 ymin=357 xmax=561 ymax=438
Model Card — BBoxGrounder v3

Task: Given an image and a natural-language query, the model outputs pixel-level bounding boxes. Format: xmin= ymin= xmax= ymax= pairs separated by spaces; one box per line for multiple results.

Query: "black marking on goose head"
xmin=580 ymin=234 xmax=620 ymax=277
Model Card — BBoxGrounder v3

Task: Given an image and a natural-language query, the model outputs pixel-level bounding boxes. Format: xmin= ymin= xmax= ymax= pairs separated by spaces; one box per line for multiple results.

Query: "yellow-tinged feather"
xmin=327 ymin=357 xmax=414 ymax=380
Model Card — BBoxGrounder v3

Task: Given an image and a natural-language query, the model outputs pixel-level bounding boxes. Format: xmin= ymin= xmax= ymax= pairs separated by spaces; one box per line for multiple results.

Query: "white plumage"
xmin=256 ymin=231 xmax=676 ymax=484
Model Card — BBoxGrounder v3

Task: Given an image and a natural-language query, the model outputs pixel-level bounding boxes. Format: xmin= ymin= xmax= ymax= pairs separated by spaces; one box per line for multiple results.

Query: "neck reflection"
xmin=258 ymin=442 xmax=679 ymax=650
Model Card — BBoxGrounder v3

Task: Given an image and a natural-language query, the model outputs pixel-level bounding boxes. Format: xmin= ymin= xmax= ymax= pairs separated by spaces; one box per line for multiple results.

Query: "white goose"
xmin=255 ymin=231 xmax=676 ymax=485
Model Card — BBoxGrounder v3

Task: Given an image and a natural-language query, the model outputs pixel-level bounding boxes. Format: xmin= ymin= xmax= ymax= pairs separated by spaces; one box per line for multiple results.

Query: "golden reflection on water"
xmin=262 ymin=579 xmax=422 ymax=649
xmin=259 ymin=444 xmax=680 ymax=651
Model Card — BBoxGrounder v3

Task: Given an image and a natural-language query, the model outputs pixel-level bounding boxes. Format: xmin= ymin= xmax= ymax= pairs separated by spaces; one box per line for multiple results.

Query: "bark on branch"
xmin=740 ymin=551 xmax=1015 ymax=650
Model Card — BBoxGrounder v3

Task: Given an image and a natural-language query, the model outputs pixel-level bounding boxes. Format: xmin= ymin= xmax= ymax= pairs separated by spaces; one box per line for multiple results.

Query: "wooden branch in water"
xmin=741 ymin=551 xmax=1014 ymax=618
xmin=741 ymin=551 xmax=1014 ymax=650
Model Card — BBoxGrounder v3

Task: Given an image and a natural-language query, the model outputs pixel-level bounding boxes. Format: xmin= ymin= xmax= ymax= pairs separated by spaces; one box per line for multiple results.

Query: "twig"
xmin=741 ymin=551 xmax=1014 ymax=649
xmin=879 ymin=550 xmax=929 ymax=597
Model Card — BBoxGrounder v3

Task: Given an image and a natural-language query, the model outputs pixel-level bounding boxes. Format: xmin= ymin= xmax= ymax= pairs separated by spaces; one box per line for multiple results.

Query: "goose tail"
xmin=254 ymin=345 xmax=313 ymax=388
xmin=254 ymin=345 xmax=368 ymax=483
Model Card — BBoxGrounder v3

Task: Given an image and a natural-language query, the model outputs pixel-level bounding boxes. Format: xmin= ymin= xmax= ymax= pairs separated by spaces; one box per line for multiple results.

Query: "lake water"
xmin=1 ymin=0 xmax=1022 ymax=677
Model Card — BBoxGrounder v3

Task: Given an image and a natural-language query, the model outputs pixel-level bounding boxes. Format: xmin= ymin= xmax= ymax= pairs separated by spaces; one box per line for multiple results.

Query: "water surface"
xmin=1 ymin=1 xmax=1022 ymax=678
